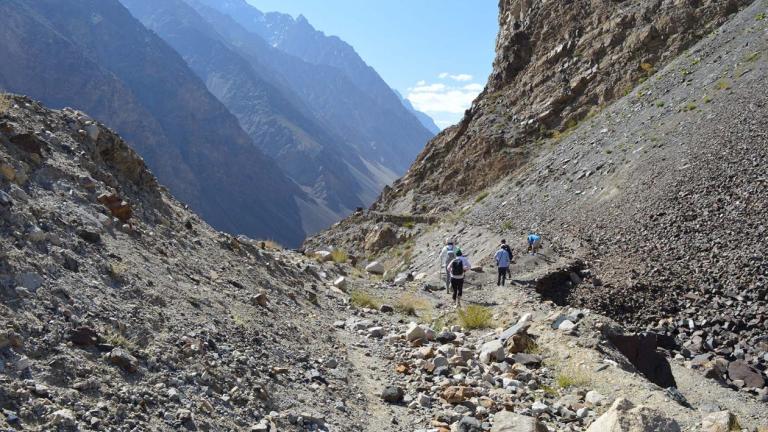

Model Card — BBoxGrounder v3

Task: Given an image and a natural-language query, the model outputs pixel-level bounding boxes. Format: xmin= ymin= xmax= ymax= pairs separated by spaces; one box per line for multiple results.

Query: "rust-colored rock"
xmin=441 ymin=386 xmax=475 ymax=404
xmin=98 ymin=193 xmax=132 ymax=222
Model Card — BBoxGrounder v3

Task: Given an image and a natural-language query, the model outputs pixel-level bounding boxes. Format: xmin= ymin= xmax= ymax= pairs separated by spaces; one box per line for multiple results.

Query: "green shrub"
xmin=350 ymin=290 xmax=380 ymax=309
xmin=331 ymin=249 xmax=348 ymax=264
xmin=555 ymin=367 xmax=592 ymax=389
xmin=655 ymin=100 xmax=665 ymax=107
xmin=757 ymin=12 xmax=766 ymax=21
xmin=745 ymin=51 xmax=761 ymax=62
xmin=475 ymin=191 xmax=489 ymax=203
xmin=457 ymin=305 xmax=493 ymax=329
xmin=716 ymin=80 xmax=732 ymax=90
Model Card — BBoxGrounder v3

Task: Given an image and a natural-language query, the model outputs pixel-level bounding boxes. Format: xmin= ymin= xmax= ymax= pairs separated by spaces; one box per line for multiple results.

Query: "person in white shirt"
xmin=446 ymin=249 xmax=471 ymax=307
xmin=438 ymin=238 xmax=456 ymax=292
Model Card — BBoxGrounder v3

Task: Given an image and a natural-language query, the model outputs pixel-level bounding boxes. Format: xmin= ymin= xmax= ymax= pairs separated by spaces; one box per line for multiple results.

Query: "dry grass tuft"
xmin=331 ymin=249 xmax=348 ymax=264
xmin=457 ymin=305 xmax=493 ymax=329
xmin=350 ymin=290 xmax=381 ymax=310
xmin=0 ymin=93 xmax=11 ymax=115
xmin=395 ymin=293 xmax=430 ymax=316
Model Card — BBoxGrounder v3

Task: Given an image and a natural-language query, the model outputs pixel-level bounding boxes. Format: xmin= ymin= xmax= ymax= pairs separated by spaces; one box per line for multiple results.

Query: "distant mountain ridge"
xmin=122 ymin=0 xmax=434 ymax=233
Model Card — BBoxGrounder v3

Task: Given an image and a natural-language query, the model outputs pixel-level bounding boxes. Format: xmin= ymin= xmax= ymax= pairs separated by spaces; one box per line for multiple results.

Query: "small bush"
xmin=757 ymin=12 xmax=766 ymax=21
xmin=0 ymin=94 xmax=11 ymax=115
xmin=702 ymin=95 xmax=712 ymax=104
xmin=500 ymin=220 xmax=513 ymax=231
xmin=475 ymin=191 xmax=489 ymax=203
xmin=555 ymin=367 xmax=592 ymax=389
xmin=682 ymin=103 xmax=697 ymax=112
xmin=745 ymin=51 xmax=761 ymax=63
xmin=457 ymin=305 xmax=493 ymax=329
xmin=716 ymin=80 xmax=732 ymax=90
xmin=331 ymin=249 xmax=348 ymax=264
xmin=350 ymin=290 xmax=380 ymax=310
xmin=402 ymin=221 xmax=415 ymax=229
xmin=105 ymin=332 xmax=134 ymax=350
xmin=395 ymin=294 xmax=430 ymax=316
xmin=655 ymin=100 xmax=665 ymax=107
xmin=639 ymin=62 xmax=655 ymax=74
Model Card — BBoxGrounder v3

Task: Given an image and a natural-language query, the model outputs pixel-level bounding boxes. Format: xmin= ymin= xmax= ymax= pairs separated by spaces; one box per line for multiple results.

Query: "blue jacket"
xmin=494 ymin=248 xmax=511 ymax=268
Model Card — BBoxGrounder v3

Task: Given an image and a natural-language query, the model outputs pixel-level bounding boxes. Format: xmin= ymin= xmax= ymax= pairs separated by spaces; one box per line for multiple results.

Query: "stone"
xmin=97 ymin=193 xmax=132 ymax=222
xmin=499 ymin=321 xmax=530 ymax=342
xmin=0 ymin=190 xmax=13 ymax=208
xmin=16 ymin=272 xmax=43 ymax=291
xmin=28 ymin=226 xmax=46 ymax=242
xmin=436 ymin=331 xmax=456 ymax=343
xmin=406 ymin=323 xmax=427 ymax=342
xmin=84 ymin=123 xmax=100 ymax=141
xmin=252 ymin=292 xmax=269 ymax=307
xmin=394 ymin=272 xmax=410 ymax=285
xmin=417 ymin=393 xmax=431 ymax=407
xmin=586 ymin=398 xmax=681 ymax=432
xmin=509 ymin=353 xmax=541 ymax=368
xmin=314 ymin=250 xmax=333 ymax=262
xmin=441 ymin=386 xmax=474 ymax=404
xmin=108 ymin=347 xmax=138 ymax=373
xmin=364 ymin=223 xmax=398 ymax=252
xmin=558 ymin=320 xmax=577 ymax=331
xmin=50 ymin=409 xmax=77 ymax=427
xmin=491 ymin=411 xmax=547 ymax=432
xmin=727 ymin=359 xmax=765 ymax=389
xmin=69 ymin=327 xmax=99 ymax=346
xmin=531 ymin=401 xmax=549 ymax=414
xmin=701 ymin=411 xmax=739 ymax=432
xmin=381 ymin=386 xmax=404 ymax=403
xmin=458 ymin=416 xmax=482 ymax=432
xmin=77 ymin=229 xmax=101 ymax=243
xmin=608 ymin=333 xmax=676 ymax=388
xmin=368 ymin=327 xmax=385 ymax=338
xmin=379 ymin=304 xmax=394 ymax=313
xmin=585 ymin=390 xmax=607 ymax=406
xmin=480 ymin=340 xmax=506 ymax=364
xmin=365 ymin=261 xmax=385 ymax=275
xmin=333 ymin=277 xmax=348 ymax=290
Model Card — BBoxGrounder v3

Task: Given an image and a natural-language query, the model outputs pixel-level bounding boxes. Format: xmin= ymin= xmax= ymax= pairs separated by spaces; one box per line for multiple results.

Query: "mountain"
xmin=395 ymin=89 xmax=441 ymax=134
xmin=0 ymin=0 xmax=305 ymax=246
xmin=184 ymin=0 xmax=436 ymax=173
xmin=120 ymin=0 xmax=434 ymax=234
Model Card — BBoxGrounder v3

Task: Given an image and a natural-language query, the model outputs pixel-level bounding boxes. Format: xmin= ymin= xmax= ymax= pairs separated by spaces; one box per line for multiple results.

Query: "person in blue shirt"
xmin=527 ymin=233 xmax=542 ymax=255
xmin=494 ymin=240 xmax=512 ymax=286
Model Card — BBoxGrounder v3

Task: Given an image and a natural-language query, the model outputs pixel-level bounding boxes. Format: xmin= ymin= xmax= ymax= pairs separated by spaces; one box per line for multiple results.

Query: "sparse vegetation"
xmin=395 ymin=293 xmax=430 ymax=316
xmin=500 ymin=220 xmax=513 ymax=231
xmin=655 ymin=100 xmax=665 ymax=107
xmin=108 ymin=262 xmax=128 ymax=283
xmin=258 ymin=240 xmax=283 ymax=250
xmin=331 ymin=249 xmax=348 ymax=264
xmin=703 ymin=94 xmax=713 ymax=104
xmin=716 ymin=79 xmax=732 ymax=90
xmin=757 ymin=12 xmax=766 ymax=21
xmin=350 ymin=290 xmax=381 ymax=310
xmin=105 ymin=332 xmax=134 ymax=350
xmin=745 ymin=51 xmax=761 ymax=62
xmin=555 ymin=366 xmax=592 ymax=389
xmin=402 ymin=221 xmax=415 ymax=229
xmin=475 ymin=191 xmax=489 ymax=203
xmin=0 ymin=93 xmax=11 ymax=115
xmin=457 ymin=305 xmax=493 ymax=329
xmin=640 ymin=62 xmax=655 ymax=75
xmin=682 ymin=102 xmax=698 ymax=112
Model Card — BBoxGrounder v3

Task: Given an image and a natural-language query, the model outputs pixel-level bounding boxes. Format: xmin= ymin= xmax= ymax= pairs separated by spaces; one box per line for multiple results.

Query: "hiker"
xmin=438 ymin=238 xmax=457 ymax=291
xmin=495 ymin=241 xmax=512 ymax=286
xmin=500 ymin=239 xmax=513 ymax=278
xmin=527 ymin=233 xmax=542 ymax=255
xmin=447 ymin=249 xmax=471 ymax=307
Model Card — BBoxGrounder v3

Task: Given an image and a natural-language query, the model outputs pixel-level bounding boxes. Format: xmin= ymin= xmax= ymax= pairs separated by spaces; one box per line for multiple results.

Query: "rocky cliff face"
xmin=377 ymin=0 xmax=750 ymax=208
xmin=0 ymin=0 xmax=306 ymax=246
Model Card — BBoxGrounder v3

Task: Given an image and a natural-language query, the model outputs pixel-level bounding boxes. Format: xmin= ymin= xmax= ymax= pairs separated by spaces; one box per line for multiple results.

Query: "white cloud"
xmin=449 ymin=73 xmax=473 ymax=82
xmin=438 ymin=72 xmax=449 ymax=79
xmin=406 ymin=78 xmax=485 ymax=129
xmin=463 ymin=83 xmax=484 ymax=91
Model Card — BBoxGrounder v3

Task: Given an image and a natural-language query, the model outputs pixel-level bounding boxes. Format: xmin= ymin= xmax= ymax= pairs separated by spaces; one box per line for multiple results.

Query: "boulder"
xmin=406 ymin=323 xmax=427 ymax=342
xmin=585 ymin=398 xmax=681 ymax=432
xmin=509 ymin=353 xmax=542 ymax=368
xmin=381 ymin=386 xmax=404 ymax=403
xmin=491 ymin=411 xmax=547 ymax=432
xmin=701 ymin=411 xmax=739 ymax=432
xmin=727 ymin=359 xmax=765 ymax=389
xmin=97 ymin=193 xmax=132 ymax=222
xmin=458 ymin=416 xmax=483 ymax=432
xmin=364 ymin=223 xmax=398 ymax=252
xmin=379 ymin=304 xmax=394 ymax=313
xmin=480 ymin=340 xmax=506 ymax=364
xmin=16 ymin=272 xmax=43 ymax=292
xmin=314 ymin=251 xmax=333 ymax=262
xmin=441 ymin=386 xmax=475 ymax=404
xmin=108 ymin=347 xmax=139 ymax=373
xmin=365 ymin=261 xmax=385 ymax=275
xmin=69 ymin=327 xmax=99 ymax=347
xmin=333 ymin=276 xmax=348 ymax=290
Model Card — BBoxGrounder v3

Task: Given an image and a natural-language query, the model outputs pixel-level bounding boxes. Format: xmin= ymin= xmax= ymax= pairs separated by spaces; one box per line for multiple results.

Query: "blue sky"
xmin=247 ymin=0 xmax=498 ymax=129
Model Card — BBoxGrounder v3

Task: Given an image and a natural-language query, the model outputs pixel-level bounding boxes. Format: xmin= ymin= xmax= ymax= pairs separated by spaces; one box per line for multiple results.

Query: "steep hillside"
xmin=377 ymin=0 xmax=752 ymax=204
xmin=0 ymin=96 xmax=377 ymax=431
xmin=0 ymin=0 xmax=305 ymax=246
xmin=307 ymin=0 xmax=768 ymax=405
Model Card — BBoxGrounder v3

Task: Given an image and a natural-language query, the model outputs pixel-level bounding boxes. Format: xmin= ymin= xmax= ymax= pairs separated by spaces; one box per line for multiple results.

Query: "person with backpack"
xmin=499 ymin=239 xmax=513 ymax=278
xmin=527 ymin=233 xmax=542 ymax=255
xmin=447 ymin=249 xmax=471 ymax=307
xmin=494 ymin=241 xmax=512 ymax=286
xmin=439 ymin=238 xmax=456 ymax=291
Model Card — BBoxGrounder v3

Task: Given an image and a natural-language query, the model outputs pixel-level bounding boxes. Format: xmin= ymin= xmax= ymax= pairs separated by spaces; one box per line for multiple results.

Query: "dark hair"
xmin=456 ymin=250 xmax=463 ymax=257
xmin=501 ymin=239 xmax=506 ymax=244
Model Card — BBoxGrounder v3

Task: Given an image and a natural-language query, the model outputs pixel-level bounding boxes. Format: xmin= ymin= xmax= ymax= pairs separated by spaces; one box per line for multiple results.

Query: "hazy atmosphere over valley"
xmin=1 ymin=0 xmax=767 ymax=431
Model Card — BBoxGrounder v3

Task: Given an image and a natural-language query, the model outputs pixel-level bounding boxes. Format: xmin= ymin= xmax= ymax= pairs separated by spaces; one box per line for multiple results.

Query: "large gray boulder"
xmin=585 ymin=398 xmax=681 ymax=432
xmin=491 ymin=411 xmax=547 ymax=432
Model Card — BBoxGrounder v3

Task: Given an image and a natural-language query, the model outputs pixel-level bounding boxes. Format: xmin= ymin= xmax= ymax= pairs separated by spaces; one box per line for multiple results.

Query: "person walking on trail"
xmin=447 ymin=249 xmax=471 ymax=307
xmin=500 ymin=239 xmax=513 ymax=278
xmin=527 ymin=233 xmax=542 ymax=255
xmin=495 ymin=241 xmax=512 ymax=286
xmin=439 ymin=238 xmax=457 ymax=292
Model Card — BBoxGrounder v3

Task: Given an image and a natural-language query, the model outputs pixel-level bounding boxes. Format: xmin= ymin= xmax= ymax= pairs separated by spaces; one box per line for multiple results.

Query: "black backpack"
xmin=450 ymin=258 xmax=464 ymax=276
